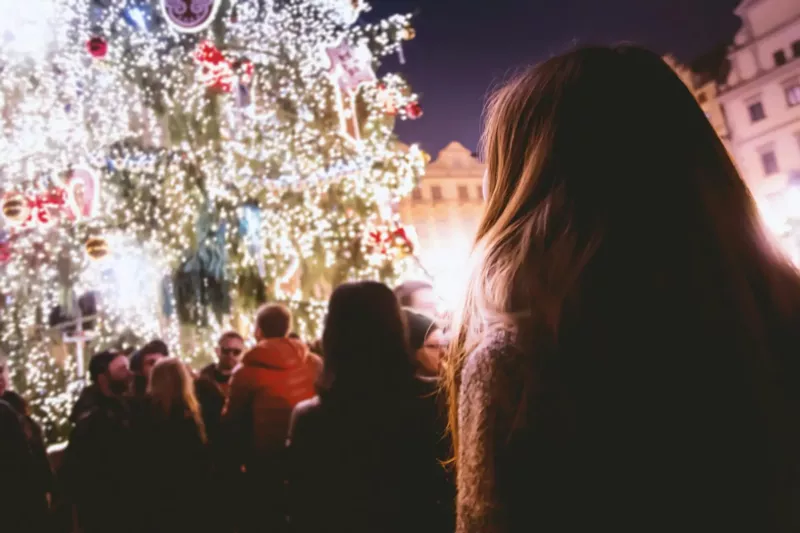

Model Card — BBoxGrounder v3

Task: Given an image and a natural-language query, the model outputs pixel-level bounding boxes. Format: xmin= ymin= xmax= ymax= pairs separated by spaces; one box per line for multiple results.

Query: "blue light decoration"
xmin=238 ymin=202 xmax=265 ymax=277
xmin=123 ymin=4 xmax=152 ymax=31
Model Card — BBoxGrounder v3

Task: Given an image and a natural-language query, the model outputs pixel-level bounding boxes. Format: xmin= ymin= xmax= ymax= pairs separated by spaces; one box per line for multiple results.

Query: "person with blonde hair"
xmin=448 ymin=45 xmax=800 ymax=533
xmin=137 ymin=358 xmax=212 ymax=533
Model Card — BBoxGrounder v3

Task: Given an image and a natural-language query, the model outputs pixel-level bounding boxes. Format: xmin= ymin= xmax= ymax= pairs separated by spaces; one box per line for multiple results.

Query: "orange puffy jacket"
xmin=224 ymin=337 xmax=322 ymax=465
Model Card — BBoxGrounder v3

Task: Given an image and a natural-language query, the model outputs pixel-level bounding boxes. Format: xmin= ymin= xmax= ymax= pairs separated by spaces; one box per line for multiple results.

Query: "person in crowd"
xmin=70 ymin=347 xmax=134 ymax=422
xmin=136 ymin=358 xmax=212 ymax=533
xmin=0 ymin=356 xmax=53 ymax=530
xmin=287 ymin=282 xmax=454 ymax=533
xmin=196 ymin=331 xmax=244 ymax=446
xmin=224 ymin=303 xmax=321 ymax=533
xmin=129 ymin=339 xmax=169 ymax=398
xmin=394 ymin=280 xmax=439 ymax=318
xmin=447 ymin=44 xmax=800 ymax=533
xmin=404 ymin=308 xmax=448 ymax=379
xmin=0 ymin=357 xmax=54 ymax=511
xmin=61 ymin=350 xmax=137 ymax=533
xmin=0 ymin=398 xmax=50 ymax=532
xmin=199 ymin=331 xmax=244 ymax=397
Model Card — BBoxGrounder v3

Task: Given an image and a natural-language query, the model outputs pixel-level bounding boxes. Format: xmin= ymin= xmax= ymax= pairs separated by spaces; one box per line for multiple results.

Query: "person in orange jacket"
xmin=223 ymin=303 xmax=321 ymax=533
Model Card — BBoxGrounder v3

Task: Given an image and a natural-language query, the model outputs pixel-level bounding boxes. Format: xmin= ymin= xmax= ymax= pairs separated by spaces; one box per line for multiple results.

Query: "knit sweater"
xmin=456 ymin=330 xmax=523 ymax=533
xmin=456 ymin=328 xmax=800 ymax=533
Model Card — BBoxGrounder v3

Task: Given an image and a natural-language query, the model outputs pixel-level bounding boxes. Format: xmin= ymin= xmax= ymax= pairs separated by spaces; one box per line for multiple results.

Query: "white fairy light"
xmin=0 ymin=0 xmax=426 ymax=442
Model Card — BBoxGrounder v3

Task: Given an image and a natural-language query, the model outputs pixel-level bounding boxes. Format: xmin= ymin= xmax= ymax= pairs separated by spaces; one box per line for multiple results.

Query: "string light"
xmin=0 ymin=0 xmax=426 ymax=442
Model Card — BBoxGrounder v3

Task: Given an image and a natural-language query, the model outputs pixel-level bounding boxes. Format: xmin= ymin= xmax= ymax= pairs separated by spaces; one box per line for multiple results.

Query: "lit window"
xmin=411 ymin=188 xmax=423 ymax=201
xmin=774 ymin=50 xmax=787 ymax=66
xmin=748 ymin=101 xmax=766 ymax=122
xmin=786 ymin=82 xmax=800 ymax=107
xmin=760 ymin=150 xmax=779 ymax=176
xmin=431 ymin=185 xmax=443 ymax=202
xmin=458 ymin=185 xmax=469 ymax=201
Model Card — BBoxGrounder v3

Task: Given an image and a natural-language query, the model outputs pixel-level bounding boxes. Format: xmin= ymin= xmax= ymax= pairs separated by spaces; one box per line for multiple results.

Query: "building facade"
xmin=398 ymin=141 xmax=485 ymax=306
xmin=718 ymin=0 xmax=800 ymax=195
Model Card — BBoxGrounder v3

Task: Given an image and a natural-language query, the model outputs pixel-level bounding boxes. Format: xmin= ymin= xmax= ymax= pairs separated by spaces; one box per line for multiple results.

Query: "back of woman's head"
xmin=456 ymin=44 xmax=799 ymax=348
xmin=449 ymin=44 xmax=800 ymax=482
xmin=319 ymin=281 xmax=416 ymax=402
xmin=148 ymin=358 xmax=206 ymax=441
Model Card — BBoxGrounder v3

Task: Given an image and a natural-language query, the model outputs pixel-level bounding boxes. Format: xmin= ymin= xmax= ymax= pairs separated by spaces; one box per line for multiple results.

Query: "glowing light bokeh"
xmin=0 ymin=0 xmax=427 ymax=442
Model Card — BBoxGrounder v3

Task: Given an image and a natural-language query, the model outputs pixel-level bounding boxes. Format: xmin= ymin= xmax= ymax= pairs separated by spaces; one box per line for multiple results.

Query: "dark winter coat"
xmin=199 ymin=362 xmax=233 ymax=397
xmin=1 ymin=391 xmax=54 ymax=500
xmin=134 ymin=403 xmax=213 ymax=533
xmin=286 ymin=378 xmax=454 ymax=533
xmin=0 ymin=399 xmax=50 ymax=532
xmin=61 ymin=394 xmax=139 ymax=533
xmin=69 ymin=383 xmax=103 ymax=423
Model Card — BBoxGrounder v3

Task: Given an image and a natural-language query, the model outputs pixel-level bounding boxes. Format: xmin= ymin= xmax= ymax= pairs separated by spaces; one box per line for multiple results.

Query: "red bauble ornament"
xmin=86 ymin=36 xmax=108 ymax=59
xmin=406 ymin=102 xmax=423 ymax=120
xmin=0 ymin=241 xmax=10 ymax=264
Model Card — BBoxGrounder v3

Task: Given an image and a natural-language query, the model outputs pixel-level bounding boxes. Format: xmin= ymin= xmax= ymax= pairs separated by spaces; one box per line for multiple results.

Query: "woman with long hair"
xmin=287 ymin=281 xmax=453 ymax=533
xmin=448 ymin=45 xmax=800 ymax=532
xmin=137 ymin=358 xmax=212 ymax=533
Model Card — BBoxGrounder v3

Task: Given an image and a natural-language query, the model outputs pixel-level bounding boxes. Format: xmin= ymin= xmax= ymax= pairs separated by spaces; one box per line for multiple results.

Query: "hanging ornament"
xmin=86 ymin=36 xmax=108 ymax=59
xmin=2 ymin=192 xmax=30 ymax=225
xmin=194 ymin=41 xmax=234 ymax=92
xmin=85 ymin=236 xmax=109 ymax=261
xmin=391 ymin=225 xmax=415 ymax=257
xmin=399 ymin=26 xmax=416 ymax=41
xmin=406 ymin=101 xmax=423 ymax=120
xmin=62 ymin=167 xmax=101 ymax=220
xmin=27 ymin=189 xmax=66 ymax=228
xmin=365 ymin=220 xmax=416 ymax=259
xmin=376 ymin=83 xmax=399 ymax=116
xmin=0 ymin=231 xmax=10 ymax=264
xmin=161 ymin=0 xmax=222 ymax=33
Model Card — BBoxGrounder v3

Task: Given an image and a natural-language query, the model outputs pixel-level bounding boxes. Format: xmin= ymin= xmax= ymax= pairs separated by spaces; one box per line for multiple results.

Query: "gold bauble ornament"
xmin=2 ymin=192 xmax=29 ymax=225
xmin=85 ymin=236 xmax=109 ymax=260
xmin=401 ymin=27 xmax=416 ymax=40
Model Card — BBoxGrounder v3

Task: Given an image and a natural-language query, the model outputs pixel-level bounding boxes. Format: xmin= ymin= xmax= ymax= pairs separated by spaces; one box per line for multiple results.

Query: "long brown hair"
xmin=148 ymin=358 xmax=207 ymax=443
xmin=446 ymin=45 xmax=800 ymax=466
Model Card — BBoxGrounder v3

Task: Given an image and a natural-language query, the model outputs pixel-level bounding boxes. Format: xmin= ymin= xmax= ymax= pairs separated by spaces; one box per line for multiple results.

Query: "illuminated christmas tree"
xmin=0 ymin=0 xmax=426 ymax=441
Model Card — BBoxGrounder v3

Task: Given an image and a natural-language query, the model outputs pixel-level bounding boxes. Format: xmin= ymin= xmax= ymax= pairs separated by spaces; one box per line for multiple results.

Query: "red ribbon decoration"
xmin=367 ymin=224 xmax=413 ymax=256
xmin=26 ymin=189 xmax=67 ymax=227
xmin=194 ymin=41 xmax=254 ymax=94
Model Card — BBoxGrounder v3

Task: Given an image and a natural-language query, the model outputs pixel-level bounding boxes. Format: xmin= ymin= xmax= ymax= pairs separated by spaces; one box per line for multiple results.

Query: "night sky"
xmin=367 ymin=0 xmax=743 ymax=156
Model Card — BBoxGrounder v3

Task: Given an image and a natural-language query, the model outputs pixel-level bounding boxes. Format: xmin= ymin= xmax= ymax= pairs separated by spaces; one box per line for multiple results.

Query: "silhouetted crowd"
xmin=1 ymin=281 xmax=450 ymax=533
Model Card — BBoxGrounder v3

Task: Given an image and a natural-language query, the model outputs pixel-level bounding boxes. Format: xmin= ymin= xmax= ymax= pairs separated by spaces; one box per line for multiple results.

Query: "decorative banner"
xmin=325 ymin=40 xmax=375 ymax=93
xmin=161 ymin=0 xmax=222 ymax=34
xmin=324 ymin=39 xmax=375 ymax=142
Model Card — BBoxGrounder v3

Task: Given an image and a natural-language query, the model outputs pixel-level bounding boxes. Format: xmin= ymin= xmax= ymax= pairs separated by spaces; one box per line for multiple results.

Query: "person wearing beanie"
xmin=403 ymin=308 xmax=447 ymax=379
